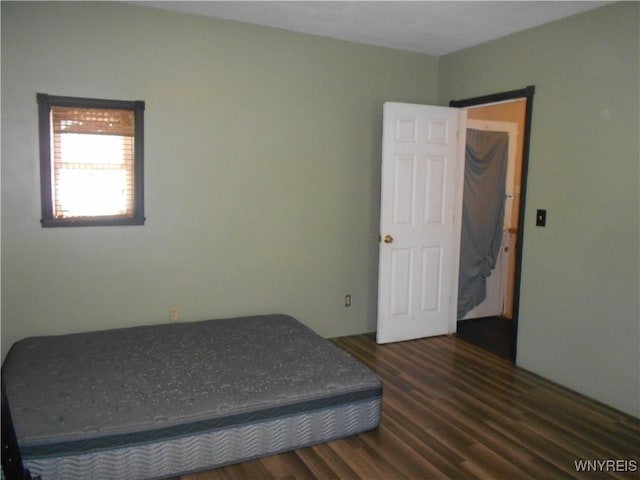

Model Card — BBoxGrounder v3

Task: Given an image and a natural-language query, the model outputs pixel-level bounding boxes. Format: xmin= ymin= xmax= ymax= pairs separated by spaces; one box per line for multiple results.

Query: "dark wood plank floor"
xmin=183 ymin=333 xmax=639 ymax=480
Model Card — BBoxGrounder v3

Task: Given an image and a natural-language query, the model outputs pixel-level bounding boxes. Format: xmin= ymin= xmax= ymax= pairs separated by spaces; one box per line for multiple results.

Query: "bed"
xmin=2 ymin=314 xmax=382 ymax=480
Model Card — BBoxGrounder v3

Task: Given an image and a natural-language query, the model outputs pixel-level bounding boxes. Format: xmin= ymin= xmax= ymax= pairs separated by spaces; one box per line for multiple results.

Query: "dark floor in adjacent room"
xmin=456 ymin=315 xmax=514 ymax=360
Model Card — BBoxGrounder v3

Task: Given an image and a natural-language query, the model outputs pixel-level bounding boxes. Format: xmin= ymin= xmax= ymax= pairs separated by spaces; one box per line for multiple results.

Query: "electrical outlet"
xmin=170 ymin=307 xmax=180 ymax=321
xmin=345 ymin=294 xmax=351 ymax=307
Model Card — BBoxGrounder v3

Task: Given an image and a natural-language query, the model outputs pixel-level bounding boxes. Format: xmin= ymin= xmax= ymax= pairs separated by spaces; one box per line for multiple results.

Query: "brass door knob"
xmin=383 ymin=234 xmax=394 ymax=244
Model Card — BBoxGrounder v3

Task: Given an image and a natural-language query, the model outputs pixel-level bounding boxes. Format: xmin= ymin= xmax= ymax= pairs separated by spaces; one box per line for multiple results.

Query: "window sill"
xmin=41 ymin=215 xmax=145 ymax=228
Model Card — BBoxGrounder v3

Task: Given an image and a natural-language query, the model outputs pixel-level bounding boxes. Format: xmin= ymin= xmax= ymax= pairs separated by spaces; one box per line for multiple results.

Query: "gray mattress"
xmin=2 ymin=314 xmax=382 ymax=479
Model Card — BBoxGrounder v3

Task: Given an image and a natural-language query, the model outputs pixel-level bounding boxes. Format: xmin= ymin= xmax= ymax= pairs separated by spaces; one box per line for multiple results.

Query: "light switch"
xmin=536 ymin=209 xmax=547 ymax=227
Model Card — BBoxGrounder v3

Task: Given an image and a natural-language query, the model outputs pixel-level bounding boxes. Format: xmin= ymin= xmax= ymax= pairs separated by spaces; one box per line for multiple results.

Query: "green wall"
xmin=2 ymin=1 xmax=639 ymax=418
xmin=439 ymin=2 xmax=640 ymax=416
xmin=1 ymin=1 xmax=437 ymax=352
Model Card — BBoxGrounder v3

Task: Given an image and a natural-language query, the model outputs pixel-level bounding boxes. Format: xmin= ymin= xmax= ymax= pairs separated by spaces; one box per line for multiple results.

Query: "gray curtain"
xmin=457 ymin=128 xmax=509 ymax=319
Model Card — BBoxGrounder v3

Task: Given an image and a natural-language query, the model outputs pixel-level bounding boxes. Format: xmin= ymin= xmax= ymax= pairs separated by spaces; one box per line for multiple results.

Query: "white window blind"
xmin=50 ymin=106 xmax=135 ymax=219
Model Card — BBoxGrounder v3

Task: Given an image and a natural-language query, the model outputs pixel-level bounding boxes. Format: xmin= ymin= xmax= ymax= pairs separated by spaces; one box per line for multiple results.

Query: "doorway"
xmin=375 ymin=87 xmax=534 ymax=351
xmin=459 ymin=118 xmax=518 ymax=321
xmin=450 ymin=86 xmax=535 ymax=362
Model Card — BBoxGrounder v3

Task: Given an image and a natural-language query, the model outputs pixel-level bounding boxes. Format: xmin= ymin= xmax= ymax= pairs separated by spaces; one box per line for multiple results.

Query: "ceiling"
xmin=133 ymin=1 xmax=610 ymax=56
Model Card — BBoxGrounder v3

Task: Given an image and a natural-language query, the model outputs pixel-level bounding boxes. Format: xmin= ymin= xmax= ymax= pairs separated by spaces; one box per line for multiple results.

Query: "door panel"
xmin=425 ymin=157 xmax=446 ymax=224
xmin=390 ymin=248 xmax=412 ymax=316
xmin=393 ymin=155 xmax=416 ymax=225
xmin=421 ymin=246 xmax=442 ymax=312
xmin=377 ymin=103 xmax=465 ymax=344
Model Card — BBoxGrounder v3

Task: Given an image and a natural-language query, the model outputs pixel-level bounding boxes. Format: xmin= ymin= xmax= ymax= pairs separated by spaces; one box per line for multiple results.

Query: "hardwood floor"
xmin=182 ymin=333 xmax=639 ymax=480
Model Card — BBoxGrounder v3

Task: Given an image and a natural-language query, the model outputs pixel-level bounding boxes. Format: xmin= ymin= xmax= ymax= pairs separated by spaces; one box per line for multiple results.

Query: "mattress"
xmin=2 ymin=314 xmax=382 ymax=479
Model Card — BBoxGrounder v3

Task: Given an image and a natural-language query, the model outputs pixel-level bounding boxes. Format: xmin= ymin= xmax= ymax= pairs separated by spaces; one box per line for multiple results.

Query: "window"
xmin=37 ymin=93 xmax=145 ymax=227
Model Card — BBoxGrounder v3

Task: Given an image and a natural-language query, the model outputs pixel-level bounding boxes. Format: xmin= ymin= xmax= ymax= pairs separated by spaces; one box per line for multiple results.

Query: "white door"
xmin=461 ymin=119 xmax=518 ymax=320
xmin=377 ymin=103 xmax=466 ymax=344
